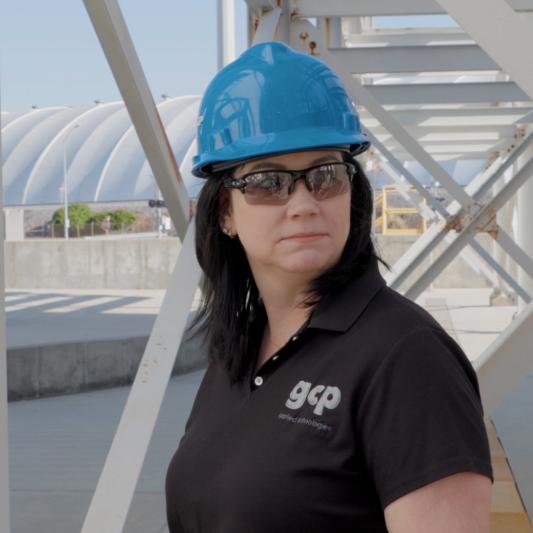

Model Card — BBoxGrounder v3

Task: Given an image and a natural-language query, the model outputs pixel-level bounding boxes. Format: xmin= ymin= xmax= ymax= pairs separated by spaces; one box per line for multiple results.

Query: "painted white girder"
xmin=295 ymin=19 xmax=533 ymax=294
xmin=83 ymin=0 xmax=190 ymax=238
xmin=367 ymin=82 xmax=529 ymax=106
xmin=251 ymin=5 xmax=282 ymax=44
xmin=476 ymin=298 xmax=533 ymax=411
xmin=387 ymin=131 xmax=533 ymax=290
xmin=369 ymin=131 xmax=529 ymax=300
xmin=292 ymin=20 xmax=473 ymax=204
xmin=81 ymin=225 xmax=201 ymax=533
xmin=0 ymin=98 xmax=11 ymax=533
xmin=344 ymin=29 xmax=472 ymax=46
xmin=404 ymin=155 xmax=533 ymax=299
xmin=370 ymin=125 xmax=516 ymax=139
xmin=434 ymin=0 xmax=533 ymax=100
xmin=329 ymin=45 xmax=498 ymax=74
xmin=80 ymin=1 xmax=206 ymax=531
xmin=361 ymin=107 xmax=533 ymax=128
xmin=217 ymin=0 xmax=237 ymax=68
xmin=290 ymin=0 xmax=533 ymax=18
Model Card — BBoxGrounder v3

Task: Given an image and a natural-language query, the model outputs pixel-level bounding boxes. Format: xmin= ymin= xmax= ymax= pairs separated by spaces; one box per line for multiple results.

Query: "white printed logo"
xmin=285 ymin=380 xmax=341 ymax=416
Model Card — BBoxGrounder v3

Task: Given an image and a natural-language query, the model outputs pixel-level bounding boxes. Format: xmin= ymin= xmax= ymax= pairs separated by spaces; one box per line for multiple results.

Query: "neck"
xmin=253 ymin=268 xmax=317 ymax=349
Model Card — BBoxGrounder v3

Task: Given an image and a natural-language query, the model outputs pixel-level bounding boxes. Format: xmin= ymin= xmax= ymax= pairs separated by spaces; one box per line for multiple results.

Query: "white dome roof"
xmin=1 ymin=96 xmax=206 ymax=206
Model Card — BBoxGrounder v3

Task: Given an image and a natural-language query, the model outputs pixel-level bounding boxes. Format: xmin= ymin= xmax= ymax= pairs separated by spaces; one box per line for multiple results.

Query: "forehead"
xmin=235 ymin=149 xmax=345 ymax=175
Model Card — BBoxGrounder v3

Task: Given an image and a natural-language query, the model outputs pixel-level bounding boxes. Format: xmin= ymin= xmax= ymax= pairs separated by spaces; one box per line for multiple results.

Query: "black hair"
xmin=187 ymin=152 xmax=390 ymax=386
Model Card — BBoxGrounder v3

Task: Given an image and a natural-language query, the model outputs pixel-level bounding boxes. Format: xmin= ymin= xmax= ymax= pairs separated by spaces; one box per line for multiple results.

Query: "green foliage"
xmin=51 ymin=203 xmax=92 ymax=226
xmin=109 ymin=209 xmax=136 ymax=229
xmin=51 ymin=205 xmax=137 ymax=230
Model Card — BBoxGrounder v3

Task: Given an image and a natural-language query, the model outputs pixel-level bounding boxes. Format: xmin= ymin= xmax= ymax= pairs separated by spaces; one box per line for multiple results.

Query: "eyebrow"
xmin=243 ymin=154 xmax=343 ymax=173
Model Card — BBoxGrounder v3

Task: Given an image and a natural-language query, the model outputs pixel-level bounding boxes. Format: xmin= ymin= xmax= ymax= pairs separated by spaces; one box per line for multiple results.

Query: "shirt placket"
xmin=249 ymin=321 xmax=310 ymax=392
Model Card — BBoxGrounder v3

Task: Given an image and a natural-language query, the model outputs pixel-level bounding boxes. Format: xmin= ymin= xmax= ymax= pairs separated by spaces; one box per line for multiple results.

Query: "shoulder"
xmin=370 ymin=284 xmax=445 ymax=335
xmin=335 ymin=284 xmax=479 ymax=399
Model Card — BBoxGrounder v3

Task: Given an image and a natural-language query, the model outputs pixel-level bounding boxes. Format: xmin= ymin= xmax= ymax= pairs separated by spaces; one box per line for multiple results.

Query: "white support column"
xmin=81 ymin=1 xmax=202 ymax=531
xmin=434 ymin=0 xmax=533 ymax=100
xmin=476 ymin=297 xmax=533 ymax=412
xmin=317 ymin=16 xmax=343 ymax=48
xmin=81 ymin=225 xmax=201 ymax=533
xmin=251 ymin=6 xmax=282 ymax=45
xmin=404 ymin=156 xmax=533 ymax=300
xmin=0 ymin=94 xmax=11 ymax=533
xmin=83 ymin=0 xmax=190 ymax=239
xmin=217 ymin=0 xmax=236 ymax=69
xmin=517 ymin=127 xmax=533 ymax=310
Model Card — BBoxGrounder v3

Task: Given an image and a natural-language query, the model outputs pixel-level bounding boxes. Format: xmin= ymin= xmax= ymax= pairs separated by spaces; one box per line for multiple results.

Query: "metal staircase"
xmin=1 ymin=1 xmax=533 ymax=531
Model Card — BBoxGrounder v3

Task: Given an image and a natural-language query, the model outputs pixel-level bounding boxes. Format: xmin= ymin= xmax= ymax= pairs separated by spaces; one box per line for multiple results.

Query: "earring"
xmin=222 ymin=227 xmax=235 ymax=238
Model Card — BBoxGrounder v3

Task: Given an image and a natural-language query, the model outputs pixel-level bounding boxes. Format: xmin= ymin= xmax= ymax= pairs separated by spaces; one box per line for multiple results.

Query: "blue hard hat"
xmin=191 ymin=41 xmax=370 ymax=178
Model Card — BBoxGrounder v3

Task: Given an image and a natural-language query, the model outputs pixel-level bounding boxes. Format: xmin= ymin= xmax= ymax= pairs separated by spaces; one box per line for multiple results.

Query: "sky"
xmin=1 ymin=0 xmax=249 ymax=112
xmin=0 ymin=3 xmax=455 ymax=113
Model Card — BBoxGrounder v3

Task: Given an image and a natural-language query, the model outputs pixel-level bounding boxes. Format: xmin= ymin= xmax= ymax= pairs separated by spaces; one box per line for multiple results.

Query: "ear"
xmin=218 ymin=187 xmax=235 ymax=235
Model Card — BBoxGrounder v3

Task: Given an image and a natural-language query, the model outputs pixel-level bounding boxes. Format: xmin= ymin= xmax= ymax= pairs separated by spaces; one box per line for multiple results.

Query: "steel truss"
xmin=0 ymin=1 xmax=529 ymax=532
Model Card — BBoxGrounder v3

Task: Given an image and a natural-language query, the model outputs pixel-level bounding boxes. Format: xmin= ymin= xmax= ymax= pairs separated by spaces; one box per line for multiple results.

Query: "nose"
xmin=285 ymin=179 xmax=319 ymax=217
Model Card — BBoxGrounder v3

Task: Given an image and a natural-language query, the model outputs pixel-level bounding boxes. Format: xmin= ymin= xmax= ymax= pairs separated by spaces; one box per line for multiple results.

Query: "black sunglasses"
xmin=222 ymin=161 xmax=356 ymax=205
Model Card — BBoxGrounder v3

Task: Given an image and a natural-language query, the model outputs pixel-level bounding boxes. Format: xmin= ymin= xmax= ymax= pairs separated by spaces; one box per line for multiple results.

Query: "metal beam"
xmin=361 ymin=107 xmax=533 ymax=128
xmin=434 ymin=0 xmax=533 ymax=100
xmin=370 ymin=125 xmax=516 ymax=140
xmin=367 ymin=82 xmax=530 ymax=106
xmin=0 ymin=92 xmax=11 ymax=533
xmin=80 ymin=1 xmax=207 ymax=531
xmin=345 ymin=29 xmax=472 ymax=46
xmin=291 ymin=0 xmax=533 ymax=17
xmin=377 ymin=141 xmax=512 ymax=157
xmin=386 ymin=131 xmax=533 ymax=292
xmin=476 ymin=296 xmax=533 ymax=412
xmin=252 ymin=5 xmax=282 ymax=44
xmin=217 ymin=0 xmax=236 ymax=68
xmin=373 ymin=142 xmax=521 ymax=295
xmin=404 ymin=155 xmax=533 ymax=299
xmin=365 ymin=127 xmax=447 ymax=218
xmin=84 ymin=0 xmax=190 ymax=239
xmin=293 ymin=21 xmax=472 ymax=204
xmin=81 ymin=225 xmax=201 ymax=533
xmin=329 ymin=45 xmax=498 ymax=74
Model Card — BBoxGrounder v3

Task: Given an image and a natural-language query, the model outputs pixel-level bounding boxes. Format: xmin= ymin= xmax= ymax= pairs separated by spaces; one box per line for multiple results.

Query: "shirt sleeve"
xmin=356 ymin=325 xmax=494 ymax=509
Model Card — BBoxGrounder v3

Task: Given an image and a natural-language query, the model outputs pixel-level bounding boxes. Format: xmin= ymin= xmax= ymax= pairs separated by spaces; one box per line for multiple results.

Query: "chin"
xmin=281 ymin=253 xmax=336 ymax=274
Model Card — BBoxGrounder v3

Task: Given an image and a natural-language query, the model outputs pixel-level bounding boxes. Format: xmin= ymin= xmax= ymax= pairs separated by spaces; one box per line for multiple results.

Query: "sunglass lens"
xmin=309 ymin=164 xmax=351 ymax=200
xmin=243 ymin=172 xmax=290 ymax=205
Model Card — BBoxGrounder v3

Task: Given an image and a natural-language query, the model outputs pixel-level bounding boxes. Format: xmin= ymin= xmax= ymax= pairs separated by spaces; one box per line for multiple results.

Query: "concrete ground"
xmin=6 ymin=287 xmax=533 ymax=531
xmin=6 ymin=288 xmax=201 ymax=349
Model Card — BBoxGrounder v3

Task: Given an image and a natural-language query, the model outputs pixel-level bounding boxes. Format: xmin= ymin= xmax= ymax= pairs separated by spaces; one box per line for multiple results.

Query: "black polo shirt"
xmin=165 ymin=258 xmax=494 ymax=533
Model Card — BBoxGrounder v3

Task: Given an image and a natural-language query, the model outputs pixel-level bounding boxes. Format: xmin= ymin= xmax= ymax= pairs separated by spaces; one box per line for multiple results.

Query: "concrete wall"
xmin=5 ymin=234 xmax=508 ymax=290
xmin=6 ymin=238 xmax=180 ymax=289
xmin=7 ymin=317 xmax=207 ymax=401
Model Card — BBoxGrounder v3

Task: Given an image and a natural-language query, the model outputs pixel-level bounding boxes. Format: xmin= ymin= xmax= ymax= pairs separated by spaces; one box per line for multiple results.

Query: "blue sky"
xmin=1 ymin=0 xmax=248 ymax=112
xmin=1 ymin=4 xmax=456 ymax=113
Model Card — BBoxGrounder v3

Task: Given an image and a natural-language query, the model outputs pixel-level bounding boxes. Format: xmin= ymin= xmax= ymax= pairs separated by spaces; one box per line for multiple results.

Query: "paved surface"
xmin=9 ymin=369 xmax=204 ymax=533
xmin=5 ymin=288 xmax=201 ymax=349
xmin=6 ymin=287 xmax=533 ymax=531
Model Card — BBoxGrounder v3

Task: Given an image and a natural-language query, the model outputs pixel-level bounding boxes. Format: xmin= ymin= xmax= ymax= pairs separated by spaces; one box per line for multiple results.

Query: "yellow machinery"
xmin=374 ymin=185 xmax=427 ymax=235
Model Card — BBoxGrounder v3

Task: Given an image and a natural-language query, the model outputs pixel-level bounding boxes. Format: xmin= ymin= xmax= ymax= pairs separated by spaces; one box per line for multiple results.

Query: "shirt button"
xmin=291 ymin=335 xmax=299 ymax=342
xmin=272 ymin=355 xmax=279 ymax=361
xmin=254 ymin=376 xmax=264 ymax=387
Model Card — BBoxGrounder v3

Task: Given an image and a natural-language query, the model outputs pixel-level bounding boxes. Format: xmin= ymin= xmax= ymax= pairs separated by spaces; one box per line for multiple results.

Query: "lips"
xmin=281 ymin=232 xmax=326 ymax=241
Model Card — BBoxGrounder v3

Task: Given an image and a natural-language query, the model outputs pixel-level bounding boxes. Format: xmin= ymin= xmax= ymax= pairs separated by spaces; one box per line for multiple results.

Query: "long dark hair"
xmin=187 ymin=152 xmax=390 ymax=386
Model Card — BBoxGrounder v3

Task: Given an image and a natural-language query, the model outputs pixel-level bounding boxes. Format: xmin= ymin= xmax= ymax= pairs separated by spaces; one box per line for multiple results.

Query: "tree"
xmin=52 ymin=203 xmax=92 ymax=226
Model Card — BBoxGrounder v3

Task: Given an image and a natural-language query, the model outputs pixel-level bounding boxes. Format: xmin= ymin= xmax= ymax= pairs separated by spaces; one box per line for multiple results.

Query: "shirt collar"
xmin=307 ymin=256 xmax=387 ymax=333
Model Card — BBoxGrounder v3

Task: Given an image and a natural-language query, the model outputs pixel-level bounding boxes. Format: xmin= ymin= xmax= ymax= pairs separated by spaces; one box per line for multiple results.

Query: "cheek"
xmin=329 ymin=195 xmax=352 ymax=244
xmin=232 ymin=202 xmax=280 ymax=255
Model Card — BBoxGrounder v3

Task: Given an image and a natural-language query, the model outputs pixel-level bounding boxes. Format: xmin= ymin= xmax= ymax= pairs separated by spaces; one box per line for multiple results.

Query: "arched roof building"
xmin=1 ymin=96 xmax=206 ymax=206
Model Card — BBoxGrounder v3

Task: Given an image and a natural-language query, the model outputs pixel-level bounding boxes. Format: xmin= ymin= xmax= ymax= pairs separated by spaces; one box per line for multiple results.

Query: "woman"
xmin=166 ymin=41 xmax=493 ymax=533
